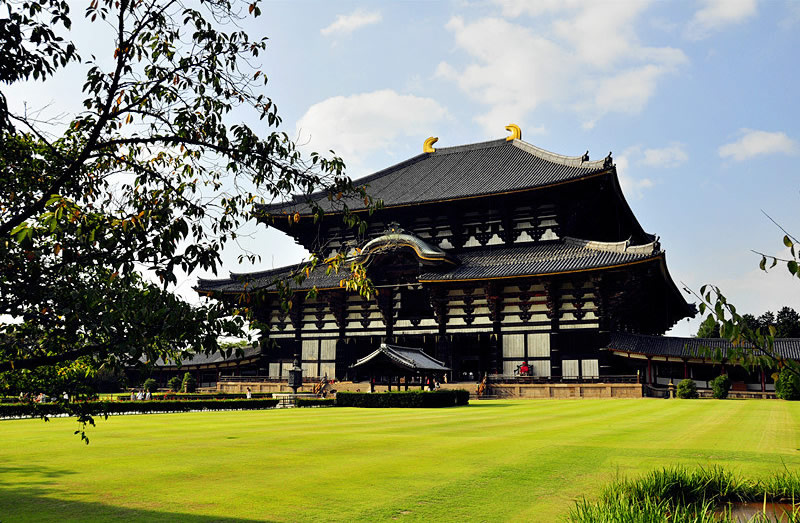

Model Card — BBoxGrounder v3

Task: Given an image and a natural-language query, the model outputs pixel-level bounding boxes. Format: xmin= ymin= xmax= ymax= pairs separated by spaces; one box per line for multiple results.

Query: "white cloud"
xmin=320 ymin=9 xmax=382 ymax=37
xmin=642 ymin=143 xmax=688 ymax=167
xmin=686 ymin=0 xmax=758 ymax=40
xmin=437 ymin=5 xmax=687 ymax=134
xmin=718 ymin=129 xmax=798 ymax=161
xmin=295 ymin=89 xmax=449 ymax=170
xmin=612 ymin=141 xmax=686 ymax=199
xmin=615 ymin=148 xmax=655 ymax=200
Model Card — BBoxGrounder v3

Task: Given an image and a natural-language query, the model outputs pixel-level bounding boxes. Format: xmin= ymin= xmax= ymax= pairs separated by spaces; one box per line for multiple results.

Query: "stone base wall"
xmin=488 ymin=383 xmax=642 ymax=399
xmin=218 ymin=380 xmax=641 ymax=399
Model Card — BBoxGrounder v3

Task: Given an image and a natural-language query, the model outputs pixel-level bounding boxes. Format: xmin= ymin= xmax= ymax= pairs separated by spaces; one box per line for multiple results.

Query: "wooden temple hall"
xmin=196 ymin=126 xmax=701 ymax=390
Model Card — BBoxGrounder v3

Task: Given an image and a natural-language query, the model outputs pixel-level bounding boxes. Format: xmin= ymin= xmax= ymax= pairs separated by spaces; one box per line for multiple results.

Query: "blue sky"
xmin=8 ymin=0 xmax=800 ymax=336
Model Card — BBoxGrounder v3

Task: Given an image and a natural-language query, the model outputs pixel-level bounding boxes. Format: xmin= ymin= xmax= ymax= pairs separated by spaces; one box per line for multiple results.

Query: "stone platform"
xmin=217 ymin=380 xmax=642 ymax=399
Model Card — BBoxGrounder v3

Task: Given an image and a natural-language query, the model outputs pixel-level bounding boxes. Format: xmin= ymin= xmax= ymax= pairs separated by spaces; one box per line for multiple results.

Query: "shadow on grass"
xmin=0 ymin=465 xmax=266 ymax=522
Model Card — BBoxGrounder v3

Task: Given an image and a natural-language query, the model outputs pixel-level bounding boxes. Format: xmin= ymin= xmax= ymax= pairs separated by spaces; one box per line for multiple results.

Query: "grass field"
xmin=1 ymin=399 xmax=799 ymax=522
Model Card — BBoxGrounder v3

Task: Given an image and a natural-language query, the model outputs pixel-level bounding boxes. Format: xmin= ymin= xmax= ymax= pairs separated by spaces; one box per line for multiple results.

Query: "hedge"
xmin=0 ymin=399 xmax=279 ymax=418
xmin=116 ymin=392 xmax=272 ymax=401
xmin=296 ymin=398 xmax=336 ymax=407
xmin=336 ymin=389 xmax=470 ymax=408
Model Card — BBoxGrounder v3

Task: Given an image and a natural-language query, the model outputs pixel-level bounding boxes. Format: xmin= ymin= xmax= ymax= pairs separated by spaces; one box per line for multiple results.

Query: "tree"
xmin=758 ymin=311 xmax=776 ymax=332
xmin=697 ymin=308 xmax=800 ymax=339
xmin=775 ymin=307 xmax=800 ymax=338
xmin=696 ymin=315 xmax=720 ymax=338
xmin=1 ymin=0 xmax=377 ymax=441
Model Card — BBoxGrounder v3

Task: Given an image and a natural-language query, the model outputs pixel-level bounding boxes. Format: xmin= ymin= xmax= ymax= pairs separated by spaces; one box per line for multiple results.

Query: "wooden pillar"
xmin=376 ymin=288 xmax=394 ymax=341
xmin=387 ymin=377 xmax=392 ymax=391
xmin=647 ymin=357 xmax=652 ymax=385
xmin=485 ymin=282 xmax=503 ymax=374
xmin=683 ymin=359 xmax=688 ymax=379
xmin=404 ymin=375 xmax=409 ymax=391
xmin=421 ymin=375 xmax=426 ymax=391
xmin=370 ymin=376 xmax=375 ymax=393
xmin=761 ymin=367 xmax=766 ymax=393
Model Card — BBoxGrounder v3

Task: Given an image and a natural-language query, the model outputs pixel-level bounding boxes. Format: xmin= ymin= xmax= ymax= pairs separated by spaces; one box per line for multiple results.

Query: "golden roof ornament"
xmin=423 ymin=136 xmax=438 ymax=153
xmin=505 ymin=124 xmax=522 ymax=141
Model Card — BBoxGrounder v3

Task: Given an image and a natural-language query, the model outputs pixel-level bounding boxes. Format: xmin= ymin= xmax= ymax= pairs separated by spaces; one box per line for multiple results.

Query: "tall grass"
xmin=569 ymin=467 xmax=800 ymax=522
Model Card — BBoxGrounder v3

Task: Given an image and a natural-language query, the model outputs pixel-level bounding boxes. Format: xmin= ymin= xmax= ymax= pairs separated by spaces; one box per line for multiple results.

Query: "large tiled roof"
xmin=195 ymin=237 xmax=661 ymax=294
xmin=606 ymin=332 xmax=800 ymax=360
xmin=258 ymin=138 xmax=611 ymax=215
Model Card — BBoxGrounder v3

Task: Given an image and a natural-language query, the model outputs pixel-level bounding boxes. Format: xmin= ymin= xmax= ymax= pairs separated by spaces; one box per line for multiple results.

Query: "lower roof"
xmin=606 ymin=332 xmax=800 ymax=360
xmin=196 ymin=237 xmax=663 ymax=294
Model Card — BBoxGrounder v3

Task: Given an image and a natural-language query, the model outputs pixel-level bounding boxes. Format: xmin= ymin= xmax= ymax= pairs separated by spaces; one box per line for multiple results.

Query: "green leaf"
xmin=784 ymin=235 xmax=793 ymax=248
xmin=789 ymin=260 xmax=798 ymax=276
xmin=759 ymin=256 xmax=766 ymax=271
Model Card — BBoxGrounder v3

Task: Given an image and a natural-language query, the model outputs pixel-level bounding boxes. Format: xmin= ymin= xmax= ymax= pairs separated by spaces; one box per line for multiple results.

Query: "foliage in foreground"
xmin=1 ymin=0 xmax=379 ymax=441
xmin=336 ymin=390 xmax=470 ymax=408
xmin=570 ymin=467 xmax=800 ymax=522
xmin=690 ymin=229 xmax=800 ymax=389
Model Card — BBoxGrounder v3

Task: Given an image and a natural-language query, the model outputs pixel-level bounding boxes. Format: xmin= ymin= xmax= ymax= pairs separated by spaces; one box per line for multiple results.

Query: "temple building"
xmin=196 ymin=126 xmax=700 ymax=387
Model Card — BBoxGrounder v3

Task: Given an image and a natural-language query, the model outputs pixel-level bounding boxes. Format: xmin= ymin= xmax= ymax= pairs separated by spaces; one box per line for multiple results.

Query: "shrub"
xmin=142 ymin=378 xmax=158 ymax=393
xmin=182 ymin=372 xmax=197 ymax=393
xmin=167 ymin=376 xmax=182 ymax=392
xmin=336 ymin=390 xmax=469 ymax=408
xmin=709 ymin=375 xmax=731 ymax=399
xmin=296 ymin=398 xmax=336 ymax=407
xmin=676 ymin=379 xmax=698 ymax=399
xmin=775 ymin=369 xmax=800 ymax=400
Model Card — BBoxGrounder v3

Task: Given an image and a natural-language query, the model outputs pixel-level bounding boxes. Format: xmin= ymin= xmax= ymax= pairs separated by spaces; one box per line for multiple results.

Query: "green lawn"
xmin=1 ymin=399 xmax=799 ymax=522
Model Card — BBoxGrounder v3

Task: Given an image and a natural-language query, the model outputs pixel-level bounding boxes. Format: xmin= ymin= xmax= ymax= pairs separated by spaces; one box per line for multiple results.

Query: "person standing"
xmin=246 ymin=387 xmax=252 ymax=399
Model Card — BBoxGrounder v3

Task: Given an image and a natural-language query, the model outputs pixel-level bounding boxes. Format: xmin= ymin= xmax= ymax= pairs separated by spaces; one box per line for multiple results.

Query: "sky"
xmin=7 ymin=0 xmax=800 ymax=337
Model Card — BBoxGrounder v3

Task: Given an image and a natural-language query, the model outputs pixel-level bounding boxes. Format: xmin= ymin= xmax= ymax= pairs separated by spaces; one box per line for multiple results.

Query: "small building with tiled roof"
xmin=197 ymin=128 xmax=696 ymax=384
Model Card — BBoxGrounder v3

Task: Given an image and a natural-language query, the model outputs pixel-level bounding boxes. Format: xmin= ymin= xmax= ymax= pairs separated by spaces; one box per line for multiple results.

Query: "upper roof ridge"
xmin=511 ymin=140 xmax=610 ymax=169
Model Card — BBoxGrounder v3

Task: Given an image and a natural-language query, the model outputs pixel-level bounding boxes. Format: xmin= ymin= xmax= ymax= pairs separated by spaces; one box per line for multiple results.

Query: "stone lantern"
xmin=288 ymin=358 xmax=303 ymax=394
